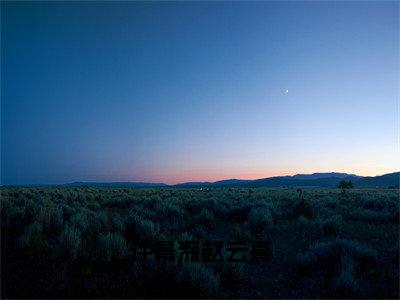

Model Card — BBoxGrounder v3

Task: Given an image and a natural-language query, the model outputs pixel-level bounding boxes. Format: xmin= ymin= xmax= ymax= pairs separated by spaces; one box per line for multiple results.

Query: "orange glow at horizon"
xmin=117 ymin=166 xmax=399 ymax=185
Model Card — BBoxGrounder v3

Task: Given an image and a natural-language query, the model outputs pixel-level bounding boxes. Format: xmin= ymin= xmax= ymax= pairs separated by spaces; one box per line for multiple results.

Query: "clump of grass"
xmin=69 ymin=210 xmax=90 ymax=234
xmin=317 ymin=207 xmax=335 ymax=219
xmin=226 ymin=204 xmax=251 ymax=223
xmin=89 ymin=210 xmax=109 ymax=233
xmin=20 ymin=222 xmax=45 ymax=259
xmin=298 ymin=238 xmax=377 ymax=297
xmin=59 ymin=225 xmax=82 ymax=260
xmin=214 ymin=262 xmax=246 ymax=286
xmin=125 ymin=212 xmax=160 ymax=242
xmin=298 ymin=198 xmax=315 ymax=219
xmin=87 ymin=202 xmax=101 ymax=211
xmin=107 ymin=213 xmax=125 ymax=233
xmin=97 ymin=232 xmax=127 ymax=263
xmin=331 ymin=255 xmax=357 ymax=297
xmin=351 ymin=208 xmax=397 ymax=224
xmin=136 ymin=219 xmax=160 ymax=241
xmin=298 ymin=214 xmax=309 ymax=227
xmin=2 ymin=204 xmax=26 ymax=233
xmin=297 ymin=238 xmax=377 ymax=270
xmin=231 ymin=224 xmax=250 ymax=240
xmin=316 ymin=214 xmax=342 ymax=237
xmin=193 ymin=208 xmax=214 ymax=229
xmin=33 ymin=204 xmax=63 ymax=235
xmin=247 ymin=207 xmax=273 ymax=235
xmin=177 ymin=264 xmax=221 ymax=298
xmin=154 ymin=201 xmax=184 ymax=223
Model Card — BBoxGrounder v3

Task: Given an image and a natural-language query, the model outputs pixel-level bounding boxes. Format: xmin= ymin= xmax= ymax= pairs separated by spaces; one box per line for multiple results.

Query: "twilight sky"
xmin=1 ymin=1 xmax=398 ymax=185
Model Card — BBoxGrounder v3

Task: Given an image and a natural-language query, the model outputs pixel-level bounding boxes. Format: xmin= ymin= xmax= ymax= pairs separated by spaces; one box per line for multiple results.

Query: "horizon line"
xmin=1 ymin=170 xmax=398 ymax=187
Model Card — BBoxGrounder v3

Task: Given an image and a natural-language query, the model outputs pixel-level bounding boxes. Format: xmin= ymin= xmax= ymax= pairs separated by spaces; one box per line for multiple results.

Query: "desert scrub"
xmin=297 ymin=238 xmax=377 ymax=297
xmin=316 ymin=214 xmax=342 ymax=237
xmin=297 ymin=238 xmax=377 ymax=270
xmin=59 ymin=225 xmax=82 ymax=260
xmin=104 ymin=197 xmax=133 ymax=209
xmin=177 ymin=264 xmax=221 ymax=298
xmin=20 ymin=222 xmax=45 ymax=259
xmin=125 ymin=213 xmax=160 ymax=242
xmin=97 ymin=232 xmax=127 ymax=263
xmin=331 ymin=255 xmax=357 ymax=297
xmin=298 ymin=214 xmax=309 ymax=227
xmin=231 ymin=224 xmax=250 ymax=240
xmin=297 ymin=198 xmax=315 ymax=219
xmin=247 ymin=207 xmax=273 ymax=235
xmin=351 ymin=208 xmax=397 ymax=224
xmin=193 ymin=208 xmax=214 ymax=229
xmin=1 ymin=204 xmax=26 ymax=233
xmin=69 ymin=210 xmax=90 ymax=234
xmin=264 ymin=201 xmax=283 ymax=220
xmin=317 ymin=207 xmax=335 ymax=219
xmin=154 ymin=201 xmax=184 ymax=222
xmin=33 ymin=203 xmax=63 ymax=235
xmin=107 ymin=212 xmax=125 ymax=233
xmin=88 ymin=210 xmax=109 ymax=233
xmin=214 ymin=262 xmax=246 ymax=286
xmin=87 ymin=202 xmax=101 ymax=211
xmin=226 ymin=204 xmax=252 ymax=223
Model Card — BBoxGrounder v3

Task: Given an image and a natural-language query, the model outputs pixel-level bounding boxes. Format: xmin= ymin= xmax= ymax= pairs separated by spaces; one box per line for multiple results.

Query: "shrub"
xmin=125 ymin=213 xmax=160 ymax=242
xmin=351 ymin=208 xmax=396 ymax=224
xmin=136 ymin=219 xmax=160 ymax=241
xmin=193 ymin=208 xmax=214 ymax=229
xmin=69 ymin=211 xmax=90 ymax=234
xmin=20 ymin=222 xmax=45 ymax=258
xmin=325 ymin=201 xmax=337 ymax=209
xmin=247 ymin=207 xmax=273 ymax=235
xmin=2 ymin=205 xmax=26 ymax=233
xmin=108 ymin=213 xmax=125 ymax=233
xmin=338 ymin=180 xmax=353 ymax=192
xmin=214 ymin=204 xmax=230 ymax=220
xmin=33 ymin=204 xmax=63 ymax=235
xmin=177 ymin=264 xmax=221 ymax=297
xmin=89 ymin=210 xmax=109 ymax=233
xmin=298 ymin=198 xmax=315 ymax=219
xmin=104 ymin=197 xmax=132 ymax=209
xmin=331 ymin=255 xmax=357 ymax=297
xmin=226 ymin=205 xmax=251 ymax=223
xmin=264 ymin=201 xmax=282 ymax=220
xmin=298 ymin=214 xmax=309 ymax=227
xmin=214 ymin=262 xmax=246 ymax=285
xmin=87 ymin=202 xmax=101 ymax=211
xmin=363 ymin=199 xmax=382 ymax=211
xmin=97 ymin=232 xmax=127 ymax=263
xmin=316 ymin=214 xmax=342 ymax=236
xmin=297 ymin=238 xmax=377 ymax=270
xmin=317 ymin=207 xmax=335 ymax=219
xmin=59 ymin=225 xmax=82 ymax=260
xmin=154 ymin=201 xmax=184 ymax=221
xmin=232 ymin=224 xmax=250 ymax=240
xmin=60 ymin=204 xmax=76 ymax=221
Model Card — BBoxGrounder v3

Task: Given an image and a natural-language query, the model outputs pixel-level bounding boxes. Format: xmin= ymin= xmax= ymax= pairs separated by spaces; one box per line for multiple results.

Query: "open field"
xmin=1 ymin=187 xmax=399 ymax=299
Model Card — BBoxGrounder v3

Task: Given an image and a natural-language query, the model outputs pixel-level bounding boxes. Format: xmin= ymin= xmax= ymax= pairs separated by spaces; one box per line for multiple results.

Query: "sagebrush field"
xmin=1 ymin=187 xmax=399 ymax=299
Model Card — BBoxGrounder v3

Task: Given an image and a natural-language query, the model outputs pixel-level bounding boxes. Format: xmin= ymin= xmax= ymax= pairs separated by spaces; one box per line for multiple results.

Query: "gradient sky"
xmin=1 ymin=1 xmax=398 ymax=185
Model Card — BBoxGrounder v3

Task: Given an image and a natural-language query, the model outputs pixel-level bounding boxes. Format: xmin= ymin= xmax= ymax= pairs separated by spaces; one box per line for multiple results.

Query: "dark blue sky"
xmin=1 ymin=1 xmax=398 ymax=184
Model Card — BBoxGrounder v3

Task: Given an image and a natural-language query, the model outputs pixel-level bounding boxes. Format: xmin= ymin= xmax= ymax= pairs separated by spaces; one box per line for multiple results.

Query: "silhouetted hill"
xmin=4 ymin=172 xmax=398 ymax=189
xmin=174 ymin=172 xmax=398 ymax=188
xmin=354 ymin=172 xmax=399 ymax=188
xmin=292 ymin=172 xmax=360 ymax=180
xmin=173 ymin=182 xmax=212 ymax=188
xmin=65 ymin=182 xmax=167 ymax=188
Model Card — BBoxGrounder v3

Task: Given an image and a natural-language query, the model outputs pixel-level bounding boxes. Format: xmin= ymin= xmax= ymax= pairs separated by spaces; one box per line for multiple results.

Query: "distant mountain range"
xmin=59 ymin=171 xmax=399 ymax=189
xmin=64 ymin=182 xmax=168 ymax=188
